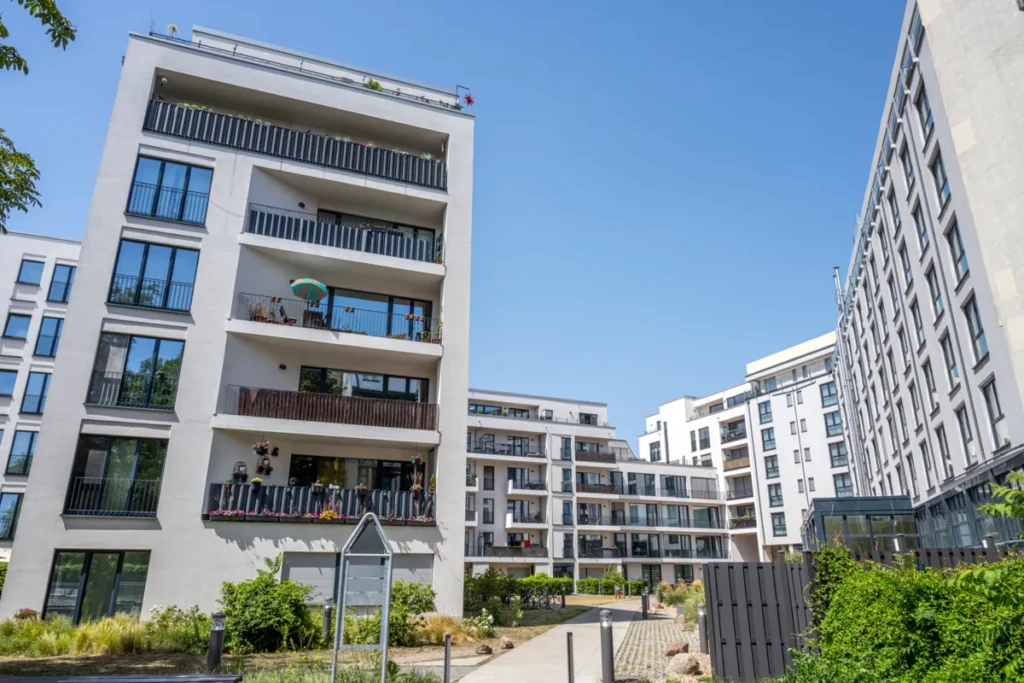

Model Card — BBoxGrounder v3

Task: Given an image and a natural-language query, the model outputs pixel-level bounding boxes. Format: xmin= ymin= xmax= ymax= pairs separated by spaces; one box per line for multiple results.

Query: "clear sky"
xmin=3 ymin=0 xmax=906 ymax=448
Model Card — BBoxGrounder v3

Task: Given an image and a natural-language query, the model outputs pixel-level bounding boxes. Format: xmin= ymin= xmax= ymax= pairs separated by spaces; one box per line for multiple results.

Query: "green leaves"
xmin=979 ymin=472 xmax=1024 ymax=537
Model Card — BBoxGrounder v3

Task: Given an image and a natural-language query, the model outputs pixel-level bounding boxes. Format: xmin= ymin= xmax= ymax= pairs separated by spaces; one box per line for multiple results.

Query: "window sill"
xmin=1 ymin=336 xmax=28 ymax=341
xmin=915 ymin=424 xmax=924 ymax=436
xmin=972 ymin=353 xmax=991 ymax=374
xmin=933 ymin=309 xmax=945 ymax=328
xmin=84 ymin=401 xmax=176 ymax=413
xmin=14 ymin=281 xmax=40 ymax=287
xmin=106 ymin=301 xmax=193 ymax=316
xmin=32 ymin=353 xmax=57 ymax=359
xmin=124 ymin=210 xmax=207 ymax=229
xmin=953 ymin=269 xmax=971 ymax=296
xmin=948 ymin=383 xmax=962 ymax=401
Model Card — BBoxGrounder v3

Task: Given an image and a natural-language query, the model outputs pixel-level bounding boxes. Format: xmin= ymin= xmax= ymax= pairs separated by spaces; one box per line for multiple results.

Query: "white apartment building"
xmin=835 ymin=1 xmax=1024 ymax=546
xmin=0 ymin=27 xmax=473 ymax=620
xmin=639 ymin=333 xmax=855 ymax=561
xmin=1 ymin=232 xmax=81 ymax=561
xmin=465 ymin=390 xmax=729 ymax=586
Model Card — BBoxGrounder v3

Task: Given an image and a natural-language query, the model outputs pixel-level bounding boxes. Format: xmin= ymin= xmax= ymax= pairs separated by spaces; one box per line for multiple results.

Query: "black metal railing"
xmin=235 ymin=292 xmax=436 ymax=342
xmin=579 ymin=547 xmax=624 ymax=559
xmin=509 ymin=481 xmax=547 ymax=492
xmin=206 ymin=483 xmax=434 ymax=522
xmin=721 ymin=426 xmax=747 ymax=443
xmin=109 ymin=274 xmax=195 ymax=312
xmin=575 ymin=450 xmax=616 ymax=464
xmin=87 ymin=371 xmax=179 ymax=411
xmin=508 ymin=511 xmax=545 ymax=524
xmin=726 ymin=485 xmax=755 ymax=500
xmin=576 ymin=482 xmax=619 ymax=495
xmin=126 ymin=180 xmax=209 ymax=224
xmin=467 ymin=545 xmax=547 ymax=558
xmin=5 ymin=454 xmax=31 ymax=476
xmin=466 ymin=474 xmax=478 ymax=487
xmin=20 ymin=393 xmax=46 ymax=414
xmin=144 ymin=100 xmax=448 ymax=190
xmin=34 ymin=334 xmax=60 ymax=357
xmin=64 ymin=477 xmax=161 ymax=517
xmin=730 ymin=517 xmax=757 ymax=529
xmin=467 ymin=444 xmax=545 ymax=459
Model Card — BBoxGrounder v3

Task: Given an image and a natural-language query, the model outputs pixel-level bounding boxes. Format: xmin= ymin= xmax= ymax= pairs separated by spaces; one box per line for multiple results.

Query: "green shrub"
xmin=809 ymin=545 xmax=859 ymax=624
xmin=464 ymin=568 xmax=518 ymax=614
xmin=0 ymin=561 xmax=6 ymax=597
xmin=342 ymin=579 xmax=436 ymax=647
xmin=519 ymin=573 xmax=572 ymax=597
xmin=220 ymin=555 xmax=319 ymax=653
xmin=146 ymin=605 xmax=212 ymax=654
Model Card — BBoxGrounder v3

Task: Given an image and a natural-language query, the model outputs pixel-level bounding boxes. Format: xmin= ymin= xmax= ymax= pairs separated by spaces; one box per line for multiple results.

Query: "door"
xmin=79 ymin=553 xmax=121 ymax=622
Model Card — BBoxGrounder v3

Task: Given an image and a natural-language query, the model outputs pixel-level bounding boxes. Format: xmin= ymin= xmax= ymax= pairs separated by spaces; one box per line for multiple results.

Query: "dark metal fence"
xmin=65 ymin=477 xmax=161 ymax=517
xmin=109 ymin=273 xmax=195 ymax=311
xmin=126 ymin=180 xmax=209 ymax=224
xmin=87 ymin=371 xmax=178 ymax=410
xmin=206 ymin=483 xmax=433 ymax=522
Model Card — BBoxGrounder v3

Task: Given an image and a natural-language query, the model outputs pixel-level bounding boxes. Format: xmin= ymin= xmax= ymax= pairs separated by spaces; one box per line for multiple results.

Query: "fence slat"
xmin=733 ymin=564 xmax=756 ymax=679
xmin=746 ymin=564 xmax=771 ymax=679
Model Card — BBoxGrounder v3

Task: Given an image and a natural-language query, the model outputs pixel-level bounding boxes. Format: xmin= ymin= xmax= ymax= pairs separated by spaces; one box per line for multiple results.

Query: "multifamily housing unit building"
xmin=465 ymin=390 xmax=729 ymax=586
xmin=639 ymin=333 xmax=855 ymax=562
xmin=835 ymin=1 xmax=1024 ymax=547
xmin=0 ymin=233 xmax=81 ymax=561
xmin=0 ymin=27 xmax=474 ymax=621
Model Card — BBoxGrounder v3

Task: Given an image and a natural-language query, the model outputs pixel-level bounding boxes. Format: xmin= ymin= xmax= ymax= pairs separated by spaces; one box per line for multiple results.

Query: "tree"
xmin=980 ymin=470 xmax=1024 ymax=538
xmin=0 ymin=0 xmax=77 ymax=234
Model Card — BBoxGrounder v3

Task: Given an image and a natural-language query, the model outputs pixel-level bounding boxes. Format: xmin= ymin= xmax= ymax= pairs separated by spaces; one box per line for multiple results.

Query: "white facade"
xmin=0 ymin=27 xmax=473 ymax=619
xmin=465 ymin=390 xmax=729 ymax=585
xmin=0 ymin=232 xmax=81 ymax=561
xmin=638 ymin=333 xmax=854 ymax=561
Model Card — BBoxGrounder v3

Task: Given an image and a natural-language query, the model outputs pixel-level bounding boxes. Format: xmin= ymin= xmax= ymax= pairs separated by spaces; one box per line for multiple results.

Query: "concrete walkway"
xmin=457 ymin=600 xmax=641 ymax=683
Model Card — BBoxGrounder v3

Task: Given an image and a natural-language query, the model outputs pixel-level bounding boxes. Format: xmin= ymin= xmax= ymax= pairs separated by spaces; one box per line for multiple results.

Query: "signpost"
xmin=330 ymin=513 xmax=394 ymax=683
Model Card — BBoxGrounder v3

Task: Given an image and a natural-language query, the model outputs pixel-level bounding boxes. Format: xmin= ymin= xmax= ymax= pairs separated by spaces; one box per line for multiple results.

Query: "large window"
xmin=772 ymin=512 xmax=787 ymax=537
xmin=900 ymin=145 xmax=915 ymax=188
xmin=482 ymin=498 xmax=494 ymax=524
xmin=65 ymin=436 xmax=167 ymax=517
xmin=930 ymin=151 xmax=950 ymax=206
xmin=6 ymin=430 xmax=37 ymax=475
xmin=44 ymin=550 xmax=151 ymax=624
xmin=47 ymin=264 xmax=76 ymax=303
xmin=16 ymin=259 xmax=43 ymax=285
xmin=764 ymin=454 xmax=779 ymax=479
xmin=820 ymin=381 xmax=838 ymax=407
xmin=87 ymin=334 xmax=184 ymax=410
xmin=0 ymin=492 xmax=23 ymax=540
xmin=911 ymin=301 xmax=925 ymax=346
xmin=698 ymin=427 xmax=709 ymax=450
xmin=761 ymin=427 xmax=776 ymax=451
xmin=926 ymin=267 xmax=943 ymax=319
xmin=299 ymin=367 xmax=428 ymax=403
xmin=108 ymin=240 xmax=199 ymax=312
xmin=956 ymin=406 xmax=977 ymax=465
xmin=768 ymin=483 xmax=783 ymax=507
xmin=916 ymin=87 xmax=934 ymax=138
xmin=469 ymin=404 xmax=502 ymax=415
xmin=126 ymin=157 xmax=212 ymax=224
xmin=963 ymin=295 xmax=988 ymax=362
xmin=3 ymin=313 xmax=31 ymax=339
xmin=829 ymin=442 xmax=848 ymax=468
xmin=982 ymin=381 xmax=1007 ymax=449
xmin=940 ymin=334 xmax=959 ymax=388
xmin=649 ymin=442 xmax=661 ymax=462
xmin=0 ymin=369 xmax=15 ymax=397
xmin=834 ymin=473 xmax=854 ymax=497
xmin=913 ymin=205 xmax=928 ymax=251
xmin=946 ymin=222 xmax=969 ymax=281
xmin=758 ymin=400 xmax=772 ymax=424
xmin=34 ymin=316 xmax=63 ymax=357
xmin=824 ymin=411 xmax=843 ymax=437
xmin=20 ymin=371 xmax=50 ymax=414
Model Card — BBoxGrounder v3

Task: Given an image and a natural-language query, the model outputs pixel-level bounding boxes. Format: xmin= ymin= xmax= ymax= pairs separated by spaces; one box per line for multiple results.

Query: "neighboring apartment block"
xmin=0 ymin=232 xmax=81 ymax=560
xmin=835 ymin=1 xmax=1024 ymax=547
xmin=639 ymin=333 xmax=854 ymax=562
xmin=465 ymin=390 xmax=729 ymax=586
xmin=0 ymin=27 xmax=473 ymax=620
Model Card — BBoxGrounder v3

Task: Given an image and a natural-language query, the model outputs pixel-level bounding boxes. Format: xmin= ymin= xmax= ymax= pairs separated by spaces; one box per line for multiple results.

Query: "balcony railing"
xmin=467 ymin=444 xmax=545 ymax=459
xmin=64 ymin=477 xmax=161 ymax=517
xmin=723 ymin=456 xmax=751 ymax=471
xmin=662 ymin=549 xmax=694 ymax=558
xmin=630 ymin=548 xmax=662 ymax=558
xmin=576 ymin=482 xmax=620 ymax=495
xmin=730 ymin=517 xmax=757 ymax=529
xmin=579 ymin=547 xmax=624 ymax=559
xmin=20 ymin=393 xmax=46 ymax=414
xmin=661 ymin=487 xmax=688 ymax=498
xmin=720 ymin=426 xmax=747 ymax=443
xmin=577 ymin=515 xmax=607 ymax=526
xmin=467 ymin=408 xmax=612 ymax=428
xmin=206 ymin=483 xmax=433 ymax=522
xmin=575 ymin=450 xmax=616 ymax=464
xmin=87 ymin=371 xmax=179 ymax=411
xmin=144 ymin=100 xmax=448 ymax=190
xmin=465 ymin=509 xmax=477 ymax=522
xmin=509 ymin=481 xmax=547 ymax=492
xmin=5 ymin=454 xmax=32 ymax=476
xmin=692 ymin=519 xmax=725 ymax=530
xmin=696 ymin=549 xmax=728 ymax=559
xmin=47 ymin=279 xmax=73 ymax=303
xmin=235 ymin=292 xmax=437 ymax=342
xmin=726 ymin=485 xmax=755 ymax=500
xmin=831 ymin=455 xmax=850 ymax=468
xmin=220 ymin=385 xmax=438 ymax=431
xmin=625 ymin=485 xmax=657 ymax=497
xmin=467 ymin=545 xmax=547 ymax=558
xmin=109 ymin=274 xmax=195 ymax=312
xmin=126 ymin=180 xmax=209 ymax=225
xmin=466 ymin=474 xmax=478 ymax=487
xmin=246 ymin=203 xmax=442 ymax=264
xmin=507 ymin=511 xmax=545 ymax=524
xmin=689 ymin=487 xmax=722 ymax=501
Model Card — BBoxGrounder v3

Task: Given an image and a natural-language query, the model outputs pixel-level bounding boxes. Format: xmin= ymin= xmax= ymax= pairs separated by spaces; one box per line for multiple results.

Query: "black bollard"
xmin=599 ymin=610 xmax=614 ymax=683
xmin=641 ymin=587 xmax=649 ymax=620
xmin=443 ymin=633 xmax=452 ymax=683
xmin=207 ymin=611 xmax=226 ymax=672
xmin=321 ymin=598 xmax=333 ymax=646
xmin=561 ymin=582 xmax=566 ymax=609
xmin=567 ymin=631 xmax=575 ymax=683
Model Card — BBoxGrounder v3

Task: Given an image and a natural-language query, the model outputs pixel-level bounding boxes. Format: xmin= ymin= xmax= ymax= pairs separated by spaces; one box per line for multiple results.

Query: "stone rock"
xmin=666 ymin=653 xmax=701 ymax=677
xmin=499 ymin=635 xmax=514 ymax=649
xmin=664 ymin=640 xmax=690 ymax=657
xmin=475 ymin=644 xmax=493 ymax=655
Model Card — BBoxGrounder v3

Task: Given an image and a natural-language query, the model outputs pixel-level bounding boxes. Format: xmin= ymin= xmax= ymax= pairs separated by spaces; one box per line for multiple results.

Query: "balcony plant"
xmin=253 ymin=439 xmax=270 ymax=456
xmin=210 ymin=509 xmax=245 ymax=521
xmin=251 ymin=477 xmax=263 ymax=490
xmin=356 ymin=483 xmax=368 ymax=495
xmin=428 ymin=474 xmax=437 ymax=495
xmin=249 ymin=301 xmax=268 ymax=322
xmin=411 ymin=453 xmax=422 ymax=466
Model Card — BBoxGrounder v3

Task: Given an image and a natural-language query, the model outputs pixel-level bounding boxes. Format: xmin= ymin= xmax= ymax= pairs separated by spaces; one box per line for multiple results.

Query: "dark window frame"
xmin=16 ymin=259 xmax=44 ymax=285
xmin=0 ymin=491 xmax=23 ymax=541
xmin=42 ymin=549 xmax=152 ymax=624
xmin=3 ymin=312 xmax=31 ymax=340
xmin=107 ymin=239 xmax=199 ymax=312
xmin=47 ymin=264 xmax=76 ymax=303
xmin=0 ymin=369 xmax=16 ymax=397
xmin=34 ymin=316 xmax=64 ymax=357
xmin=6 ymin=430 xmax=38 ymax=475
xmin=86 ymin=333 xmax=185 ymax=411
xmin=20 ymin=371 xmax=50 ymax=414
xmin=125 ymin=156 xmax=213 ymax=225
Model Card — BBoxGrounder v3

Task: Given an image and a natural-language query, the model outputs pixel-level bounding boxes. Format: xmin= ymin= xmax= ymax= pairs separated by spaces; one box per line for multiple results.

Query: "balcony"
xmin=624 ymin=485 xmax=657 ymax=497
xmin=575 ymin=450 xmax=616 ymax=464
xmin=467 ymin=545 xmax=547 ymax=559
xmin=506 ymin=511 xmax=546 ymax=527
xmin=691 ymin=519 xmax=725 ymax=530
xmin=144 ymin=100 xmax=448 ymax=191
xmin=726 ymin=485 xmax=755 ymax=500
xmin=220 ymin=385 xmax=438 ymax=431
xmin=629 ymin=548 xmax=662 ymax=559
xmin=720 ymin=425 xmax=747 ymax=443
xmin=723 ymin=456 xmax=751 ymax=472
xmin=87 ymin=371 xmax=178 ymax=411
xmin=465 ymin=509 xmax=477 ymax=524
xmin=661 ymin=487 xmax=688 ymax=499
xmin=730 ymin=516 xmax=757 ymax=529
xmin=689 ymin=487 xmax=722 ymax=501
xmin=109 ymin=274 xmax=195 ymax=312
xmin=577 ymin=515 xmax=609 ymax=526
xmin=696 ymin=549 xmax=728 ymax=559
xmin=64 ymin=477 xmax=161 ymax=518
xmin=662 ymin=549 xmax=694 ymax=558
xmin=467 ymin=444 xmax=545 ymax=460
xmin=576 ymin=482 xmax=620 ymax=495
xmin=508 ymin=480 xmax=547 ymax=495
xmin=466 ymin=474 xmax=478 ymax=487
xmin=125 ymin=180 xmax=209 ymax=225
xmin=205 ymin=483 xmax=433 ymax=524
xmin=467 ymin=407 xmax=612 ymax=428
xmin=579 ymin=547 xmax=624 ymax=559
xmin=234 ymin=292 xmax=438 ymax=343
xmin=246 ymin=204 xmax=443 ymax=265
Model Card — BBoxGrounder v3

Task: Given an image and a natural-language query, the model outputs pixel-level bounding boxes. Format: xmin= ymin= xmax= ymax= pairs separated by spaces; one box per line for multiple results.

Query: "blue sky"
xmin=3 ymin=1 xmax=905 ymax=447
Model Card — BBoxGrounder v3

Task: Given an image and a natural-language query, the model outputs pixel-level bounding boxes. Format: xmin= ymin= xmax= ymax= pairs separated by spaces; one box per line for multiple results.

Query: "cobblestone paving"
xmin=614 ymin=612 xmax=699 ymax=681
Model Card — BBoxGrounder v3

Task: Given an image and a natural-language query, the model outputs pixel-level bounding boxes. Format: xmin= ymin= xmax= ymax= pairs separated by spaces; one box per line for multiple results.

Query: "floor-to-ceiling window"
xmin=44 ymin=551 xmax=151 ymax=623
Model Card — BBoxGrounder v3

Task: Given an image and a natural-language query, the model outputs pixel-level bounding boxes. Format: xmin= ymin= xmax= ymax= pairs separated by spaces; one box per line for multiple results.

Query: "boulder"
xmin=475 ymin=644 xmax=493 ymax=655
xmin=499 ymin=635 xmax=515 ymax=649
xmin=666 ymin=653 xmax=701 ymax=677
xmin=664 ymin=640 xmax=690 ymax=657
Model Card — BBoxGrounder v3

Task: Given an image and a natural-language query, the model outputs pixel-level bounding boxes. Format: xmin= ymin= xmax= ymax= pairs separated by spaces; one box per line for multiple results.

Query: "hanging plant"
xmin=271 ymin=446 xmax=280 ymax=458
xmin=256 ymin=455 xmax=273 ymax=476
xmin=411 ymin=453 xmax=422 ymax=466
xmin=356 ymin=483 xmax=368 ymax=494
xmin=253 ymin=439 xmax=270 ymax=456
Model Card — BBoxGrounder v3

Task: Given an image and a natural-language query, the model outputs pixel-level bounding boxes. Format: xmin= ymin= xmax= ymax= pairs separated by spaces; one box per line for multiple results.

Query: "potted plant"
xmin=428 ymin=474 xmax=437 ymax=495
xmin=250 ymin=301 xmax=268 ymax=322
xmin=411 ymin=453 xmax=422 ymax=466
xmin=253 ymin=439 xmax=270 ymax=456
xmin=251 ymin=477 xmax=263 ymax=491
xmin=315 ymin=508 xmax=343 ymax=525
xmin=356 ymin=483 xmax=368 ymax=495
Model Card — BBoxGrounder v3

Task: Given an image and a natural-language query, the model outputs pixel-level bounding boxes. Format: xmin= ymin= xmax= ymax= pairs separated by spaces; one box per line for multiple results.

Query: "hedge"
xmin=575 ymin=577 xmax=645 ymax=595
xmin=518 ymin=574 xmax=573 ymax=596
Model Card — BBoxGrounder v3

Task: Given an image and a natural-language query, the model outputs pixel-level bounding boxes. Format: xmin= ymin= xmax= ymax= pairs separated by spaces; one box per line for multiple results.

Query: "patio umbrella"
xmin=290 ymin=278 xmax=328 ymax=303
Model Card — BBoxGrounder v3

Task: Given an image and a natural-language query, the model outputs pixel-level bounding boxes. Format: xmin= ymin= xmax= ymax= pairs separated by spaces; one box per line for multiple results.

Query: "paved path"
xmin=457 ymin=600 xmax=642 ymax=683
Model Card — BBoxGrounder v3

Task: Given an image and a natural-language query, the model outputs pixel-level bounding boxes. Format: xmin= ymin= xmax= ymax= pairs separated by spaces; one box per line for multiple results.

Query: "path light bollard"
xmin=567 ymin=631 xmax=575 ymax=683
xmin=561 ymin=582 xmax=566 ymax=609
xmin=322 ymin=598 xmax=333 ymax=646
xmin=641 ymin=586 xmax=649 ymax=620
xmin=443 ymin=633 xmax=452 ymax=683
xmin=599 ymin=609 xmax=614 ymax=683
xmin=698 ymin=603 xmax=708 ymax=654
xmin=207 ymin=611 xmax=226 ymax=672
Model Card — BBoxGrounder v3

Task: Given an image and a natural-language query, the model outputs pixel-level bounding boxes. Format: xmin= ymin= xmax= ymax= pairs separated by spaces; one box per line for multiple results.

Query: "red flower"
xmin=463 ymin=93 xmax=475 ymax=106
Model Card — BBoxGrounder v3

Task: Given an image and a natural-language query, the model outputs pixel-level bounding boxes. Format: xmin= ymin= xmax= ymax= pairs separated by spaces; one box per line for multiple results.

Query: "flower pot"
xmin=312 ymin=518 xmax=345 ymax=525
xmin=246 ymin=514 xmax=278 ymax=523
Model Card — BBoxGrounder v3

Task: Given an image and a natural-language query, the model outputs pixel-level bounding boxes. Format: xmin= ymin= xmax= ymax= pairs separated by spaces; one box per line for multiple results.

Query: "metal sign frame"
xmin=330 ymin=512 xmax=394 ymax=683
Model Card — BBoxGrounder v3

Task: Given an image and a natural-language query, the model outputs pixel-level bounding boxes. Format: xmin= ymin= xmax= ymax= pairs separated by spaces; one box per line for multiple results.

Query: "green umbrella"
xmin=290 ymin=278 xmax=328 ymax=302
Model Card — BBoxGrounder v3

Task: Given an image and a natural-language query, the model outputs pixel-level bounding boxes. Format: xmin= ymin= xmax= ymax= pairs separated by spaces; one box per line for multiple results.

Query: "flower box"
xmin=407 ymin=520 xmax=434 ymax=527
xmin=246 ymin=515 xmax=280 ymax=523
xmin=209 ymin=512 xmax=245 ymax=522
xmin=382 ymin=519 xmax=406 ymax=526
xmin=312 ymin=517 xmax=346 ymax=525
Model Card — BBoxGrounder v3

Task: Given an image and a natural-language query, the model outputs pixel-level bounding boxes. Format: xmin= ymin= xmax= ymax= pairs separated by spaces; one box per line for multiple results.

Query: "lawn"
xmin=0 ymin=607 xmax=589 ymax=676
